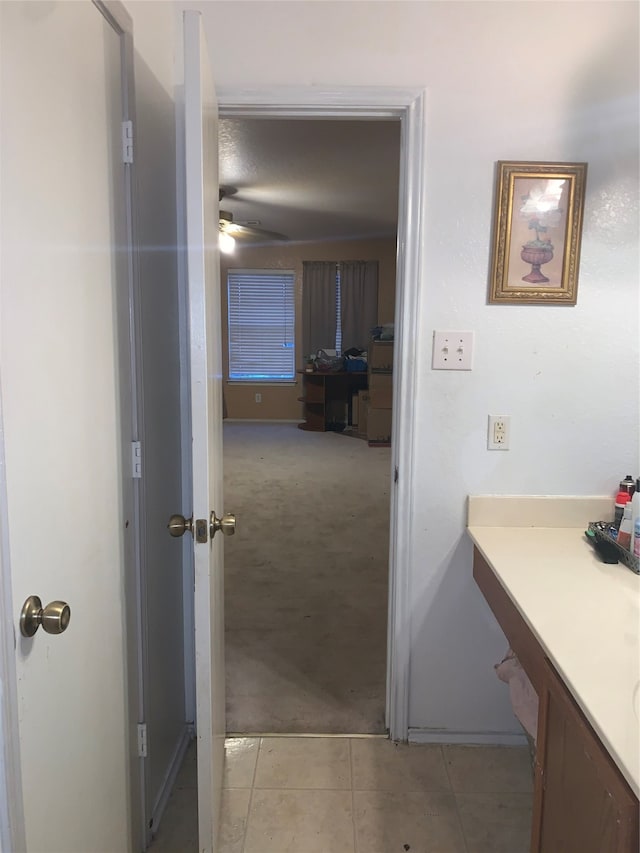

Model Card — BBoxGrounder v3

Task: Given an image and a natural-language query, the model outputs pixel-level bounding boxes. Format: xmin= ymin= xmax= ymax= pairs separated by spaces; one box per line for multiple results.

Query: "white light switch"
xmin=432 ymin=331 xmax=474 ymax=370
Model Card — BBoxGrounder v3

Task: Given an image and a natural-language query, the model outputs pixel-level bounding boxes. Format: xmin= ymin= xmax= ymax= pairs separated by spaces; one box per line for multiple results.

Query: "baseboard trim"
xmin=408 ymin=728 xmax=528 ymax=746
xmin=150 ymin=726 xmax=193 ymax=836
xmin=223 ymin=418 xmax=302 ymax=424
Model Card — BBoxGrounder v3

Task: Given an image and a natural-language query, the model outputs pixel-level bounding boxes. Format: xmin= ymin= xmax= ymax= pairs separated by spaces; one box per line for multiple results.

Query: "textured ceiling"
xmin=218 ymin=118 xmax=401 ymax=245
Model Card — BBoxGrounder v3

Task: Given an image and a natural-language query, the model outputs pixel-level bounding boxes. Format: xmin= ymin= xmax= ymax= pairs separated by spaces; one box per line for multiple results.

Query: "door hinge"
xmin=137 ymin=723 xmax=147 ymax=758
xmin=122 ymin=120 xmax=133 ymax=164
xmin=131 ymin=441 xmax=142 ymax=478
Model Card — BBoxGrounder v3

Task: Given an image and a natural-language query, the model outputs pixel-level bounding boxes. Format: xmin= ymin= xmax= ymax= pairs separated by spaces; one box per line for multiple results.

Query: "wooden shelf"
xmin=297 ymin=370 xmax=366 ymax=432
xmin=367 ymin=341 xmax=393 ymax=443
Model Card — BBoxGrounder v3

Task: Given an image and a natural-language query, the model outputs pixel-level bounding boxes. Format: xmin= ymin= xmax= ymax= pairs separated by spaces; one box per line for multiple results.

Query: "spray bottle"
xmin=630 ymin=478 xmax=640 ymax=555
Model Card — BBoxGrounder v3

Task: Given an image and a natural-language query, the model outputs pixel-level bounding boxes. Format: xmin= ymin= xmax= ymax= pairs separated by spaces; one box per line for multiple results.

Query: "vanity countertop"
xmin=467 ymin=496 xmax=639 ymax=797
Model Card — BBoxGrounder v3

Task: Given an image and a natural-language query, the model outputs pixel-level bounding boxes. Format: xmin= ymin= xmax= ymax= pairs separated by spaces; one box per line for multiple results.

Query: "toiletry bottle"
xmin=630 ymin=478 xmax=640 ymax=555
xmin=614 ymin=490 xmax=631 ymax=528
xmin=618 ymin=503 xmax=633 ymax=551
xmin=634 ymin=518 xmax=640 ymax=558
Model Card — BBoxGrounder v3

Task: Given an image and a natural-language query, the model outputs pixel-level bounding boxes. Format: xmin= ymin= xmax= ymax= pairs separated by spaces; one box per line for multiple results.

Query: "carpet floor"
xmin=223 ymin=422 xmax=391 ymax=734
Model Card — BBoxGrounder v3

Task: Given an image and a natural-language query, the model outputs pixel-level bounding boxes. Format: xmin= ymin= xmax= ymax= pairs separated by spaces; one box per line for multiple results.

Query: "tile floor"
xmin=151 ymin=736 xmax=533 ymax=853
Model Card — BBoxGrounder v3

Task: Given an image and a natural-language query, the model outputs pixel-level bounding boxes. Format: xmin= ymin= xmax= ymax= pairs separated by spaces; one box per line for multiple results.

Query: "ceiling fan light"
xmin=219 ymin=231 xmax=236 ymax=254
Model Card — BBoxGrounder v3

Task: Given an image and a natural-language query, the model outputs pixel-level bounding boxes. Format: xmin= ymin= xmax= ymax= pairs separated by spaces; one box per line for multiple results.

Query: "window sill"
xmin=226 ymin=381 xmax=297 ymax=387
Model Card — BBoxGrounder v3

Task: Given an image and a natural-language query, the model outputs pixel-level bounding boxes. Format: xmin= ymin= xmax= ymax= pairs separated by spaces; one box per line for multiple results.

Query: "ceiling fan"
xmin=219 ymin=186 xmax=288 ymax=252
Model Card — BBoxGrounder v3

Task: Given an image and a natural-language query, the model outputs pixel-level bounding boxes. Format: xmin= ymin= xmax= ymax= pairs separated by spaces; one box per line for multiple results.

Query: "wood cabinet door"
xmin=533 ymin=661 xmax=639 ymax=853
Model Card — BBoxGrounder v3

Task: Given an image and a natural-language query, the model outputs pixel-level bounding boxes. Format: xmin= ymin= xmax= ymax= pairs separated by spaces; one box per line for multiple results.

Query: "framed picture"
xmin=489 ymin=161 xmax=587 ymax=305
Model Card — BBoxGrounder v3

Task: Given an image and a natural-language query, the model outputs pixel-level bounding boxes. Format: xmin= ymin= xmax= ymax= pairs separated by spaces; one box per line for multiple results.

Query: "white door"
xmin=183 ymin=11 xmax=227 ymax=852
xmin=0 ymin=3 xmax=134 ymax=851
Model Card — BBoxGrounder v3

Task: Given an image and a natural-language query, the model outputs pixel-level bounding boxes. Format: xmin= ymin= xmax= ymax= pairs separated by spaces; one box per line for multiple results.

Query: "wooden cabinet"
xmin=532 ymin=662 xmax=638 ymax=853
xmin=473 ymin=549 xmax=639 ymax=853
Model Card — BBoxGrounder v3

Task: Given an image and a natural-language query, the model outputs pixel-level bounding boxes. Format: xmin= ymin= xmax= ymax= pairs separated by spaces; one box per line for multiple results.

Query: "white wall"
xmin=125 ymin=1 xmax=178 ymax=95
xmin=192 ymin=0 xmax=639 ymax=735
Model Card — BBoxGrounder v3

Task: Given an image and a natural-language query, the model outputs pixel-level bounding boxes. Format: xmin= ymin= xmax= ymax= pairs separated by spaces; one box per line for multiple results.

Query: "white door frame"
xmin=93 ymin=3 xmax=149 ymax=849
xmin=92 ymin=5 xmax=149 ymax=850
xmin=217 ymin=86 xmax=426 ymax=741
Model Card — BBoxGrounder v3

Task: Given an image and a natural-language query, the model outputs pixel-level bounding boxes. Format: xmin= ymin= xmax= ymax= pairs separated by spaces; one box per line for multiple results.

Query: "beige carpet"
xmin=223 ymin=422 xmax=391 ymax=734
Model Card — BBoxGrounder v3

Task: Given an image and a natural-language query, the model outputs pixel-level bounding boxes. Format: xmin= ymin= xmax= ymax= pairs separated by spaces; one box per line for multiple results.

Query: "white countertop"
xmin=467 ymin=497 xmax=639 ymax=798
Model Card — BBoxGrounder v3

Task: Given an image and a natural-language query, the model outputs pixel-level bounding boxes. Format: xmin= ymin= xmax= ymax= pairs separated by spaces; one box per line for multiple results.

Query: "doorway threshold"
xmin=227 ymin=731 xmax=389 ymax=739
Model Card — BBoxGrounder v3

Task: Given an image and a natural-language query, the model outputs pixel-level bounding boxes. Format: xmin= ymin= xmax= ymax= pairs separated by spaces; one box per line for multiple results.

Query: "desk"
xmin=297 ymin=370 xmax=367 ymax=432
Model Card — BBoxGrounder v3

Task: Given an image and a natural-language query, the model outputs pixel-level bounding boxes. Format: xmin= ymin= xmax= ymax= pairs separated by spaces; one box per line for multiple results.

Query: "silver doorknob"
xmin=168 ymin=514 xmax=194 ymax=538
xmin=20 ymin=596 xmax=71 ymax=638
xmin=210 ymin=512 xmax=236 ymax=539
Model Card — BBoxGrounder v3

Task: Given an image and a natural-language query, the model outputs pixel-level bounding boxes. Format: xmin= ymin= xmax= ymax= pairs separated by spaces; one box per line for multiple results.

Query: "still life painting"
xmin=489 ymin=161 xmax=587 ymax=305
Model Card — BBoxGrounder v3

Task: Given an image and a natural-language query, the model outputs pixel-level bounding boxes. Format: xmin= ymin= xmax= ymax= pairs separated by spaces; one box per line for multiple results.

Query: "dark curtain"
xmin=302 ymin=261 xmax=337 ymax=359
xmin=340 ymin=260 xmax=378 ymax=350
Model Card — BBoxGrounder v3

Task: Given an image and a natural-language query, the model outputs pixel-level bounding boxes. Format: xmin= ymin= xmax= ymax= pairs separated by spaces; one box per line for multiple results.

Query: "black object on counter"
xmin=586 ymin=521 xmax=640 ymax=573
xmin=585 ymin=530 xmax=619 ymax=564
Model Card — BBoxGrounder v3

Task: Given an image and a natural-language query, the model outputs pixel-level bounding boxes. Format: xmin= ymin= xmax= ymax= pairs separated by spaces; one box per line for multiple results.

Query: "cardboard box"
xmin=369 ymin=340 xmax=394 ymax=372
xmin=358 ymin=391 xmax=370 ymax=437
xmin=351 ymin=392 xmax=359 ymax=427
xmin=367 ymin=407 xmax=392 ymax=445
xmin=368 ymin=373 xmax=392 ymax=409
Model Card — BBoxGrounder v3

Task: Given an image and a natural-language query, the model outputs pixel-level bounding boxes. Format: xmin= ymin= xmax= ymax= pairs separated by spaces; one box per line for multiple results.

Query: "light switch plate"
xmin=432 ymin=331 xmax=474 ymax=370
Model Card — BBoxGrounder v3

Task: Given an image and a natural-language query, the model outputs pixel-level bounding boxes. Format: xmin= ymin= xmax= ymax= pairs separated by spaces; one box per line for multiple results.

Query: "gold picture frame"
xmin=489 ymin=161 xmax=587 ymax=305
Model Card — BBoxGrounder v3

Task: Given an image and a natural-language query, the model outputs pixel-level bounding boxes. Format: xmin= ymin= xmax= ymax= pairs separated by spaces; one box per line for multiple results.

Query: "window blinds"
xmin=227 ymin=269 xmax=295 ymax=382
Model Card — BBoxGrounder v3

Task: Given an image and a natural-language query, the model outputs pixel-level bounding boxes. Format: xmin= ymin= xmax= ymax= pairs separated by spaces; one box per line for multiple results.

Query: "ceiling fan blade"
xmin=219 ymin=193 xmax=288 ymax=242
xmin=222 ymin=221 xmax=288 ymax=242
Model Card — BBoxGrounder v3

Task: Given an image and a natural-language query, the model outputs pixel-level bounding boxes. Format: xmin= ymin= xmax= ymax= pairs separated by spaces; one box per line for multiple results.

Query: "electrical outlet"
xmin=488 ymin=415 xmax=510 ymax=450
xmin=255 ymin=393 xmax=262 ymax=403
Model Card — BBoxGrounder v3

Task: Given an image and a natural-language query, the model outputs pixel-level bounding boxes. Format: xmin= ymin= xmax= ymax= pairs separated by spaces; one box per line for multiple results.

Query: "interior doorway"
xmin=218 ymin=114 xmax=400 ymax=734
xmin=150 ymin=84 xmax=427 ymax=850
xmin=177 ymin=85 xmax=424 ymax=747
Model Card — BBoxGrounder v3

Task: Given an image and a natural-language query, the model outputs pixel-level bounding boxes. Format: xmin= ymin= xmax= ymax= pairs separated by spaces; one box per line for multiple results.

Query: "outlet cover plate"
xmin=432 ymin=331 xmax=474 ymax=370
xmin=488 ymin=415 xmax=510 ymax=450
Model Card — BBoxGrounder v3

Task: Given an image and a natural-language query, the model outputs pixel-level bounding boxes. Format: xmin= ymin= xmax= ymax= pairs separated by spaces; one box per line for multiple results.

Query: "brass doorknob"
xmin=210 ymin=512 xmax=236 ymax=538
xmin=168 ymin=514 xmax=194 ymax=538
xmin=20 ymin=596 xmax=71 ymax=638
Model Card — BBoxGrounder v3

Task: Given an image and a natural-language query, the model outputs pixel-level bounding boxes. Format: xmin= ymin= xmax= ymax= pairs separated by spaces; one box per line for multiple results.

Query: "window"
xmin=227 ymin=269 xmax=295 ymax=382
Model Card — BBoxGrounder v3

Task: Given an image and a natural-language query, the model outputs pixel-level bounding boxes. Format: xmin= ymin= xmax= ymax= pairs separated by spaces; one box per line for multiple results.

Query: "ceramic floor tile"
xmin=243 ymin=788 xmax=355 ymax=853
xmin=149 ymin=786 xmax=198 ymax=853
xmin=353 ymin=790 xmax=466 ymax=853
xmin=219 ymin=788 xmax=251 ymax=853
xmin=455 ymin=792 xmax=533 ymax=853
xmin=352 ymin=738 xmax=450 ymax=792
xmin=443 ymin=745 xmax=533 ymax=793
xmin=254 ymin=736 xmax=351 ymax=789
xmin=224 ymin=737 xmax=259 ymax=788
